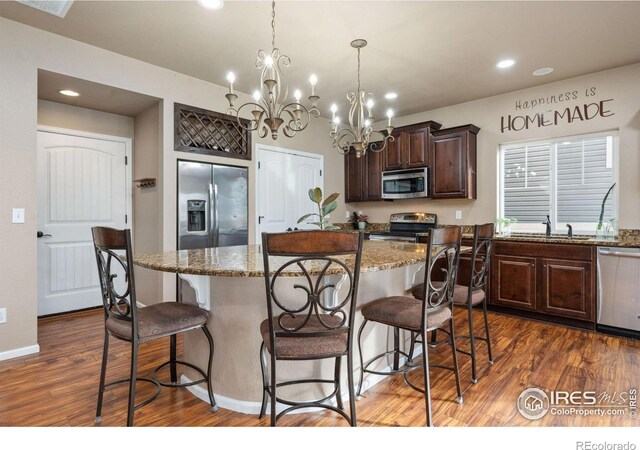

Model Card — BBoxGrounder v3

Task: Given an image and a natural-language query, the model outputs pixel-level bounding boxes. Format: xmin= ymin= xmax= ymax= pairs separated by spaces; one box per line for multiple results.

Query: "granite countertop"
xmin=134 ymin=240 xmax=458 ymax=277
xmin=488 ymin=233 xmax=640 ymax=247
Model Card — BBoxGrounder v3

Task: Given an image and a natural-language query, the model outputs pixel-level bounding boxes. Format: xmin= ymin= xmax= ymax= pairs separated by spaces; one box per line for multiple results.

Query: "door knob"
xmin=37 ymin=231 xmax=52 ymax=238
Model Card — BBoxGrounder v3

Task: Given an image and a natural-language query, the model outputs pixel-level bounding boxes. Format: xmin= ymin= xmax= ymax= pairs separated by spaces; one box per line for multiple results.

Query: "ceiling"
xmin=3 ymin=1 xmax=640 ymax=117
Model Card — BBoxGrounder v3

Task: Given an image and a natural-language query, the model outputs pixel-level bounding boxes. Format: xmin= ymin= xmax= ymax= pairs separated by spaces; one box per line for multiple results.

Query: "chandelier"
xmin=224 ymin=1 xmax=319 ymax=140
xmin=330 ymin=39 xmax=394 ymax=158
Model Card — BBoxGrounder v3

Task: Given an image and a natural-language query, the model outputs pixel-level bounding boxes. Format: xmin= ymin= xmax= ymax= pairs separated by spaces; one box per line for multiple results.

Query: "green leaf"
xmin=321 ymin=200 xmax=338 ymax=216
xmin=598 ymin=182 xmax=616 ymax=227
xmin=322 ymin=192 xmax=339 ymax=207
xmin=297 ymin=213 xmax=319 ymax=223
xmin=309 ymin=187 xmax=323 ymax=204
xmin=325 ymin=225 xmax=340 ymax=231
xmin=307 ymin=221 xmax=324 ymax=226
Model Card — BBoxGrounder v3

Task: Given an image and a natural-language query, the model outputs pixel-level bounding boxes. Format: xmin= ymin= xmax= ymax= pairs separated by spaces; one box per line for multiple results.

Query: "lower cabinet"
xmin=489 ymin=241 xmax=596 ymax=325
xmin=493 ymin=255 xmax=537 ymax=311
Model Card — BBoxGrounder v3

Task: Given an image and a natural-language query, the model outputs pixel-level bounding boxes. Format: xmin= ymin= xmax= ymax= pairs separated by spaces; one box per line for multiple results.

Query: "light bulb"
xmin=294 ymin=90 xmax=302 ymax=101
xmin=386 ymin=109 xmax=394 ymax=119
xmin=366 ymin=99 xmax=374 ymax=109
xmin=334 ymin=116 xmax=340 ymax=125
xmin=197 ymin=0 xmax=224 ymax=10
xmin=226 ymin=72 xmax=235 ymax=84
xmin=330 ymin=104 xmax=338 ymax=114
xmin=253 ymin=90 xmax=261 ymax=102
xmin=364 ymin=119 xmax=371 ymax=127
xmin=264 ymin=56 xmax=273 ymax=67
xmin=309 ymin=74 xmax=318 ymax=86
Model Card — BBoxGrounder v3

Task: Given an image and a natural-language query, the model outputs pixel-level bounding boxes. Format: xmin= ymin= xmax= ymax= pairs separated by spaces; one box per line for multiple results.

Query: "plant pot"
xmin=358 ymin=222 xmax=366 ymax=230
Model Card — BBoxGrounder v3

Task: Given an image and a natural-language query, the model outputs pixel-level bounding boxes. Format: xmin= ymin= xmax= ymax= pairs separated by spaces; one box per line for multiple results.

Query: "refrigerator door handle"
xmin=213 ymin=184 xmax=220 ymax=247
xmin=208 ymin=184 xmax=215 ymax=247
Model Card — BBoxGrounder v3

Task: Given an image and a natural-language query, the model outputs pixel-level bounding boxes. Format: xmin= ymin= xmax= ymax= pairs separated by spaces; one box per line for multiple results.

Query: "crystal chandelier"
xmin=330 ymin=39 xmax=394 ymax=158
xmin=224 ymin=1 xmax=319 ymax=140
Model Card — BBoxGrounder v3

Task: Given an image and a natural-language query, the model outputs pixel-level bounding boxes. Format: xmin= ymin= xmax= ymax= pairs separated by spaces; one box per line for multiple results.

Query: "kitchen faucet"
xmin=542 ymin=215 xmax=551 ymax=237
xmin=566 ymin=224 xmax=573 ymax=238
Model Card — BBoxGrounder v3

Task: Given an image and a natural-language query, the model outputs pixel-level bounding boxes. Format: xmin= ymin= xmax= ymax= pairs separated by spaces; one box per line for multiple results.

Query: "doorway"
xmin=37 ymin=128 xmax=132 ymax=316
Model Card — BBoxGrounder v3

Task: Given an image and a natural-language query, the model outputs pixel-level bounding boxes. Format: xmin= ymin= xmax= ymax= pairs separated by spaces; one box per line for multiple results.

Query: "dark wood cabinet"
xmin=430 ymin=124 xmax=479 ymax=199
xmin=492 ymin=255 xmax=537 ymax=310
xmin=489 ymin=241 xmax=596 ymax=326
xmin=539 ymin=259 xmax=593 ymax=320
xmin=344 ymin=147 xmax=384 ymax=203
xmin=382 ymin=121 xmax=441 ymax=171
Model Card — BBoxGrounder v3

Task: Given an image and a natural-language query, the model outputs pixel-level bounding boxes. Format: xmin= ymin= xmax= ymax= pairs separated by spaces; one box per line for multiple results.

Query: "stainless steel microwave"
xmin=381 ymin=167 xmax=429 ymax=199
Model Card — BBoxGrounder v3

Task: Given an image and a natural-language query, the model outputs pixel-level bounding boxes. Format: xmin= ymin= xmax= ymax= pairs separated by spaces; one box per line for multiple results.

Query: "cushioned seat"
xmin=260 ymin=315 xmax=347 ymax=359
xmin=411 ymin=283 xmax=485 ymax=306
xmin=361 ymin=296 xmax=452 ymax=331
xmin=106 ymin=302 xmax=209 ymax=343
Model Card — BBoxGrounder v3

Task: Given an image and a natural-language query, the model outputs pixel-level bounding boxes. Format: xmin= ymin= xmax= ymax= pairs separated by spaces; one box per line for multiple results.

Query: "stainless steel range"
xmin=367 ymin=212 xmax=437 ymax=242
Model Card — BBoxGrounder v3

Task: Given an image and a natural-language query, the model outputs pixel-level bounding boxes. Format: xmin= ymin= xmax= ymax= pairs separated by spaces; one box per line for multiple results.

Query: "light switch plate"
xmin=12 ymin=208 xmax=25 ymax=224
xmin=455 ymin=210 xmax=462 ymax=220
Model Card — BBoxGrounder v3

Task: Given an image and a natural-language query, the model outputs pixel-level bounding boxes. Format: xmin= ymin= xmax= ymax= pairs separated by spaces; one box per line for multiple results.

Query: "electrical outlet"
xmin=12 ymin=208 xmax=25 ymax=224
xmin=455 ymin=210 xmax=462 ymax=220
xmin=0 ymin=308 xmax=6 ymax=324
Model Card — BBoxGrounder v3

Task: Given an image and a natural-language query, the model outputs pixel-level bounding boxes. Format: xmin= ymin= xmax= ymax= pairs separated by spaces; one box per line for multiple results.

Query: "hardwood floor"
xmin=0 ymin=307 xmax=638 ymax=427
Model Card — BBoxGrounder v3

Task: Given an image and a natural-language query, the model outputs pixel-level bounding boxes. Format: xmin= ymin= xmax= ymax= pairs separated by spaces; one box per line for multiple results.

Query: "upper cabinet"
xmin=344 ymin=147 xmax=384 ymax=203
xmin=383 ymin=121 xmax=442 ymax=171
xmin=430 ymin=124 xmax=480 ymax=199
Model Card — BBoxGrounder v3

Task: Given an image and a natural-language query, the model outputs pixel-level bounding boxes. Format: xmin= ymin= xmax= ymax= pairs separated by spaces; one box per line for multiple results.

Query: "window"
xmin=499 ymin=132 xmax=617 ymax=233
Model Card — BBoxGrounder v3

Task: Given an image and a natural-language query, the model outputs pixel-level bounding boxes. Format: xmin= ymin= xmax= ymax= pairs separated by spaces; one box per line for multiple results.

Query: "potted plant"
xmin=297 ymin=187 xmax=340 ymax=230
xmin=496 ymin=217 xmax=517 ymax=237
xmin=348 ymin=211 xmax=369 ymax=230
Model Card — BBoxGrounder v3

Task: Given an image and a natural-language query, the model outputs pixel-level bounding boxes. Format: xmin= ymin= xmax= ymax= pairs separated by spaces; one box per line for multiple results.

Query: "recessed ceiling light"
xmin=197 ymin=0 xmax=224 ymax=10
xmin=496 ymin=59 xmax=516 ymax=69
xmin=58 ymin=89 xmax=80 ymax=97
xmin=384 ymin=92 xmax=398 ymax=100
xmin=533 ymin=67 xmax=554 ymax=76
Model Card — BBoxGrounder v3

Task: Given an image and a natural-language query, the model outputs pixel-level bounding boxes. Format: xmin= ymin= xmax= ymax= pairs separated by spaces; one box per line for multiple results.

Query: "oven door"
xmin=381 ymin=168 xmax=428 ymax=199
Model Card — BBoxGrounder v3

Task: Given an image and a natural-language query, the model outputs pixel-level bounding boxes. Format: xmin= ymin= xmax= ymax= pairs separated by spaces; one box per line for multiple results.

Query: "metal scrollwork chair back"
xmin=91 ymin=226 xmax=217 ymax=427
xmin=259 ymin=230 xmax=364 ymax=426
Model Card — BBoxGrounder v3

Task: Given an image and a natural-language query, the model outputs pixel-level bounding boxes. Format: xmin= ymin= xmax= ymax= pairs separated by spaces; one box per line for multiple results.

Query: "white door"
xmin=257 ymin=146 xmax=323 ymax=237
xmin=37 ymin=130 xmax=131 ymax=316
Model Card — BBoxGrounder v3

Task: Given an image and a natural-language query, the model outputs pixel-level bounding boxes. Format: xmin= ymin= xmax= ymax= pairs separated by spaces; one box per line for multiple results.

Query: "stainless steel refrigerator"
xmin=178 ymin=160 xmax=248 ymax=250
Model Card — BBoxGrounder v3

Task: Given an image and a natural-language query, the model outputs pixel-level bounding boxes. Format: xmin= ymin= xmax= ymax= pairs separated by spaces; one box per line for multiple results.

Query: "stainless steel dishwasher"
xmin=597 ymin=247 xmax=640 ymax=338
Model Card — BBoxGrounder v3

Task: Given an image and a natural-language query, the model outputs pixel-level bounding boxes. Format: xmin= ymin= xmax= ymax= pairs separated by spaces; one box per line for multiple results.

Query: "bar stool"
xmin=356 ymin=226 xmax=463 ymax=427
xmin=259 ymin=230 xmax=364 ymax=426
xmin=411 ymin=223 xmax=494 ymax=383
xmin=92 ymin=227 xmax=217 ymax=426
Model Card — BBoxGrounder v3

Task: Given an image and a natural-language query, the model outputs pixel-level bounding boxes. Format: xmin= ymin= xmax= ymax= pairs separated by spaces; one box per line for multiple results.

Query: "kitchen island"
xmin=134 ymin=240 xmax=436 ymax=414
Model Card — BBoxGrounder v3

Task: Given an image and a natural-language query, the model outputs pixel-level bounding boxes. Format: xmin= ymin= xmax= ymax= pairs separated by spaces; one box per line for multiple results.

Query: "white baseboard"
xmin=0 ymin=344 xmax=40 ymax=362
xmin=181 ymin=344 xmax=424 ymax=415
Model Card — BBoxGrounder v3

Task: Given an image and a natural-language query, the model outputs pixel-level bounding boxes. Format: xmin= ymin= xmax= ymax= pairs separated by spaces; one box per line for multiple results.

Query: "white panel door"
xmin=257 ymin=147 xmax=323 ymax=236
xmin=37 ymin=130 xmax=130 ymax=316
